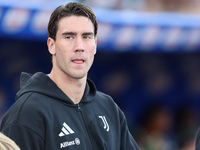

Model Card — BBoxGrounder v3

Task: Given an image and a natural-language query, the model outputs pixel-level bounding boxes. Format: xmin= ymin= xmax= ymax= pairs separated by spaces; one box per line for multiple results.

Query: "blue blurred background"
xmin=1 ymin=0 xmax=200 ymax=149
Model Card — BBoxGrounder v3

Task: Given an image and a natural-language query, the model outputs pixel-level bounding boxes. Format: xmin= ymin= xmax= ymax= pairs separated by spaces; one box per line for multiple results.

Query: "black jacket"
xmin=0 ymin=72 xmax=140 ymax=150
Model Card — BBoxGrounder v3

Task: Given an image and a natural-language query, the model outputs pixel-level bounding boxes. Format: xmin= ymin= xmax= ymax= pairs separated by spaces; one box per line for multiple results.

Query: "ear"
xmin=47 ymin=37 xmax=56 ymax=55
xmin=94 ymin=37 xmax=97 ymax=55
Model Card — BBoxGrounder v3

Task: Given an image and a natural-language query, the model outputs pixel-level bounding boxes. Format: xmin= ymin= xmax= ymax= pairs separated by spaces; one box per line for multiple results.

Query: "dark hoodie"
xmin=0 ymin=72 xmax=140 ymax=150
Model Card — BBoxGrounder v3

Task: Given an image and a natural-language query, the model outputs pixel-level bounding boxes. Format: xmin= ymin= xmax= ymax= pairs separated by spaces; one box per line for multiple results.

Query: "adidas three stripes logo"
xmin=59 ymin=122 xmax=75 ymax=137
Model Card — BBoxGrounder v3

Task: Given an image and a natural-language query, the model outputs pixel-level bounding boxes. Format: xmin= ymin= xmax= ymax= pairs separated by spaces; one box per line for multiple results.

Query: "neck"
xmin=49 ymin=69 xmax=87 ymax=104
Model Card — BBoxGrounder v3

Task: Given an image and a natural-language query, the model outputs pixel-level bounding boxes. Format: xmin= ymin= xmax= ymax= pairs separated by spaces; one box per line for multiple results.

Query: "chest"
xmin=44 ymin=103 xmax=121 ymax=150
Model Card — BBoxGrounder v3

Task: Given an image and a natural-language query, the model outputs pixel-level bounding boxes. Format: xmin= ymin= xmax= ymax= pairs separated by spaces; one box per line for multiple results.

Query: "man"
xmin=0 ymin=2 xmax=140 ymax=150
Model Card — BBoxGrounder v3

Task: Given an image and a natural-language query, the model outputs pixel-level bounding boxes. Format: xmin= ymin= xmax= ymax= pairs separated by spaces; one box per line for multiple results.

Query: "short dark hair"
xmin=47 ymin=2 xmax=98 ymax=40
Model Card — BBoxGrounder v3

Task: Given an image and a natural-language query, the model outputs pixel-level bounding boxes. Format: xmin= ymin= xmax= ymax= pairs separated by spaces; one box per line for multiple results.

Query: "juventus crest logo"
xmin=98 ymin=116 xmax=109 ymax=132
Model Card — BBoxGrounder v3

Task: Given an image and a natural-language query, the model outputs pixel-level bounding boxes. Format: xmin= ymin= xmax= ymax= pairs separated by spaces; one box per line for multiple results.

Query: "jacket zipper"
xmin=77 ymin=103 xmax=81 ymax=111
xmin=77 ymin=103 xmax=94 ymax=149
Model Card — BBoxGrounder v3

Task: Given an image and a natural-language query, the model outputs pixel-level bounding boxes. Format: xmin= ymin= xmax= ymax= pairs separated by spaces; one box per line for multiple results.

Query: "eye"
xmin=66 ymin=36 xmax=73 ymax=39
xmin=83 ymin=35 xmax=91 ymax=40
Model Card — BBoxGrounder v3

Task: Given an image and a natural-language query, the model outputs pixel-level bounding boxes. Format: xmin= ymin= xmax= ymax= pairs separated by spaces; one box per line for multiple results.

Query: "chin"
xmin=72 ymin=73 xmax=87 ymax=80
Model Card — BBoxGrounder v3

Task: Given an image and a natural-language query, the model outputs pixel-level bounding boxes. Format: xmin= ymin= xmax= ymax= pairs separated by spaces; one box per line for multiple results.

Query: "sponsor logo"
xmin=60 ymin=138 xmax=80 ymax=149
xmin=59 ymin=122 xmax=75 ymax=137
xmin=98 ymin=116 xmax=109 ymax=132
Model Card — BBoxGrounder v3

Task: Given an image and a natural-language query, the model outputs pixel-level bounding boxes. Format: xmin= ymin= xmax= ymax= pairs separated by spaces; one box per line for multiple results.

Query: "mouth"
xmin=72 ymin=58 xmax=85 ymax=64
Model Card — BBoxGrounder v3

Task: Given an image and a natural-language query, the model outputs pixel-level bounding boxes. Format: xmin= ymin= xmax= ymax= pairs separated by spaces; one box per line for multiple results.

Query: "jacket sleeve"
xmin=119 ymin=109 xmax=141 ymax=150
xmin=2 ymin=124 xmax=44 ymax=150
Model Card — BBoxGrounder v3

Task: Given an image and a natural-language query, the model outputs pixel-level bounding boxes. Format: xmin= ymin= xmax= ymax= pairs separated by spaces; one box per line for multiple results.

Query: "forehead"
xmin=57 ymin=16 xmax=94 ymax=33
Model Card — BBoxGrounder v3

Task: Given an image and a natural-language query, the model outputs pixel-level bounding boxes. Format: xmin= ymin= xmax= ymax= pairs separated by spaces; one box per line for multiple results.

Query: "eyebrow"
xmin=82 ymin=32 xmax=94 ymax=36
xmin=62 ymin=32 xmax=94 ymax=36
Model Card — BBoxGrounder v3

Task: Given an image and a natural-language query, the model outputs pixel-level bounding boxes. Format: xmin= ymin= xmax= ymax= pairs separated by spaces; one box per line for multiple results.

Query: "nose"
xmin=74 ymin=36 xmax=84 ymax=52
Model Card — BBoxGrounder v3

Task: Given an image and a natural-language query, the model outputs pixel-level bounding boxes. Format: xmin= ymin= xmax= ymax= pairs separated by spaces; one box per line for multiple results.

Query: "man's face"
xmin=48 ymin=16 xmax=97 ymax=80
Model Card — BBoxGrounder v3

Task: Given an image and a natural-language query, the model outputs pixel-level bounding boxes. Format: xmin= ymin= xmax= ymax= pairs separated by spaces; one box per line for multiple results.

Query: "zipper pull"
xmin=77 ymin=103 xmax=81 ymax=111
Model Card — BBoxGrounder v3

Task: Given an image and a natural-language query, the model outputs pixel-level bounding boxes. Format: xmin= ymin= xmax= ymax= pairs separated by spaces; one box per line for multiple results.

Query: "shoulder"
xmin=94 ymin=91 xmax=124 ymax=115
xmin=1 ymin=92 xmax=49 ymax=138
xmin=1 ymin=92 xmax=48 ymax=127
xmin=95 ymin=91 xmax=115 ymax=104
